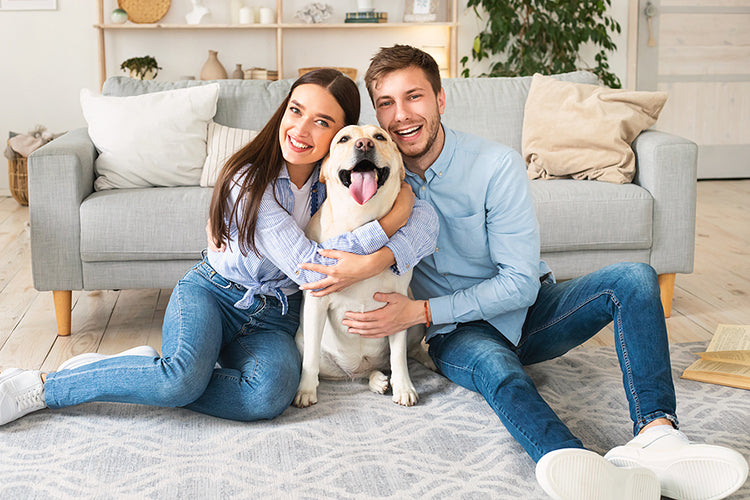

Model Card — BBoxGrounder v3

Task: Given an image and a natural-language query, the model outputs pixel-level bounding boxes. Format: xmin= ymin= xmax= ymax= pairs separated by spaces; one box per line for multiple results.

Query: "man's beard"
xmin=400 ymin=119 xmax=440 ymax=160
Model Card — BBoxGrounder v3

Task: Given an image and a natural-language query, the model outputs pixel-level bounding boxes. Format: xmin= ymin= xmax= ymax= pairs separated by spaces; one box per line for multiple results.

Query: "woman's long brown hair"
xmin=208 ymin=68 xmax=360 ymax=256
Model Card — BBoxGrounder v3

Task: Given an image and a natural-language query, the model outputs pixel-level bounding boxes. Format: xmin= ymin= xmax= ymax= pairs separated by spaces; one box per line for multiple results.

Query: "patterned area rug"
xmin=1 ymin=342 xmax=748 ymax=499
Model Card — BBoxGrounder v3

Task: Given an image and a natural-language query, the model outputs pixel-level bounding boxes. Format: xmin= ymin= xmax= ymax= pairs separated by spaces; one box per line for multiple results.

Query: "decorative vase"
xmin=200 ymin=50 xmax=228 ymax=80
xmin=111 ymin=8 xmax=128 ymax=24
xmin=231 ymin=64 xmax=244 ymax=79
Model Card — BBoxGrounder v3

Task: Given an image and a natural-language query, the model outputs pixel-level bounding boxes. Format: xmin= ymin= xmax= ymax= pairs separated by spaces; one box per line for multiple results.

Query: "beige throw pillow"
xmin=200 ymin=121 xmax=258 ymax=187
xmin=522 ymin=74 xmax=667 ymax=184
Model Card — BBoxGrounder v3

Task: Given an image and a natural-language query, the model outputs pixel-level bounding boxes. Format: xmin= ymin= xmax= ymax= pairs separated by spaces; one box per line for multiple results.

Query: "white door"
xmin=636 ymin=0 xmax=750 ymax=179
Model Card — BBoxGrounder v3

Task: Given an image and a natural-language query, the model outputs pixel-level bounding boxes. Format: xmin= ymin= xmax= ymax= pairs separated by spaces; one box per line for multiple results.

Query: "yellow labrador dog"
xmin=293 ymin=124 xmax=423 ymax=408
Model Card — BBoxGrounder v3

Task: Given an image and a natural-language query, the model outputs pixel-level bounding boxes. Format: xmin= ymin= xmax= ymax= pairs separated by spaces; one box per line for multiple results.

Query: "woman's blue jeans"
xmin=426 ymin=262 xmax=678 ymax=462
xmin=44 ymin=256 xmax=302 ymax=421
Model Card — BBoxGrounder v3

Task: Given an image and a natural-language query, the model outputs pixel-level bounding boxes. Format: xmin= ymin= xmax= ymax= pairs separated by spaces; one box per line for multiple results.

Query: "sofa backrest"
xmin=103 ymin=70 xmax=598 ymax=154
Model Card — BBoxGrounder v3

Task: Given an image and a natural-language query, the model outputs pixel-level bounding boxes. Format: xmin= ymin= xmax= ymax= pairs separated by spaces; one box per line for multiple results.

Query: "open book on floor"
xmin=681 ymin=324 xmax=750 ymax=390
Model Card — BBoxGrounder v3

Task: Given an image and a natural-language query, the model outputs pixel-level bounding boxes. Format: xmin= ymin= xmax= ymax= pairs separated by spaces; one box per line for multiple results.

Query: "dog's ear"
xmin=318 ymin=157 xmax=329 ymax=184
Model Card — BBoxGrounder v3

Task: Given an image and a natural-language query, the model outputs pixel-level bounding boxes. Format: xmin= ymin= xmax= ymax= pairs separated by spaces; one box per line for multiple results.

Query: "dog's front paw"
xmin=293 ymin=388 xmax=318 ymax=408
xmin=391 ymin=381 xmax=418 ymax=407
xmin=368 ymin=370 xmax=389 ymax=394
xmin=294 ymin=376 xmax=319 ymax=408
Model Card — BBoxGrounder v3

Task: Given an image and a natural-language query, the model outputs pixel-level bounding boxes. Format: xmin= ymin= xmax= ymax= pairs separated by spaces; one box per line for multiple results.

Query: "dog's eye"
xmin=338 ymin=136 xmax=350 ymax=143
xmin=374 ymin=133 xmax=387 ymax=141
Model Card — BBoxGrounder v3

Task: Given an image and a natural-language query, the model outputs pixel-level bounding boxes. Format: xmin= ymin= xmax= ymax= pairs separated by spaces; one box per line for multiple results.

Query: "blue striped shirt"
xmin=208 ymin=164 xmax=438 ymax=313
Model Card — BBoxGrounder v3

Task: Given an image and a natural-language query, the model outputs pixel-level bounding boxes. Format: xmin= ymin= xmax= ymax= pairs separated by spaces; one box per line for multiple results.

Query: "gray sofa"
xmin=28 ymin=72 xmax=697 ymax=335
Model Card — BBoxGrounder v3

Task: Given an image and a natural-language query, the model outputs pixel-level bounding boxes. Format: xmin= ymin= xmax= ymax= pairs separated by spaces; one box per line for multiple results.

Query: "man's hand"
xmin=299 ymin=248 xmax=394 ymax=296
xmin=342 ymin=293 xmax=427 ymax=338
xmin=206 ymin=219 xmax=226 ymax=252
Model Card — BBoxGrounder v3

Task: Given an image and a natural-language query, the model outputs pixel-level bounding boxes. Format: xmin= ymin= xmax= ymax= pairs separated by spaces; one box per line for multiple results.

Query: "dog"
xmin=293 ymin=124 xmax=425 ymax=408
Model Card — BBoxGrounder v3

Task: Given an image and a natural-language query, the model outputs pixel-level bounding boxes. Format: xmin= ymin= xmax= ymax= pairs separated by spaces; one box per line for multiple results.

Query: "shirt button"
xmin=295 ymin=270 xmax=300 ymax=276
xmin=420 ymin=186 xmax=426 ymax=191
xmin=442 ymin=273 xmax=447 ymax=276
xmin=435 ymin=247 xmax=439 ymax=252
xmin=438 ymin=172 xmax=443 ymax=176
xmin=312 ymin=189 xmax=317 ymax=193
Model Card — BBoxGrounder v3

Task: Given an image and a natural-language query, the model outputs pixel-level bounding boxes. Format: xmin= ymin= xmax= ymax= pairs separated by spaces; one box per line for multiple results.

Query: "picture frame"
xmin=403 ymin=0 xmax=438 ymax=22
xmin=0 ymin=0 xmax=56 ymax=10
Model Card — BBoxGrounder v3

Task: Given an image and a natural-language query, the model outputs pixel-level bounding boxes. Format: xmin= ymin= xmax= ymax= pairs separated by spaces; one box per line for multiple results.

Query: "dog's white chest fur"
xmin=305 ymin=268 xmax=412 ymax=378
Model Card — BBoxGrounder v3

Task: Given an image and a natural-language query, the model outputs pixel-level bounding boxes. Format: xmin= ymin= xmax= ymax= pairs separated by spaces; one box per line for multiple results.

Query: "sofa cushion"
xmin=530 ymin=180 xmax=653 ymax=253
xmin=358 ymin=71 xmax=599 ymax=153
xmin=80 ymin=187 xmax=212 ymax=262
xmin=103 ymin=77 xmax=294 ymax=131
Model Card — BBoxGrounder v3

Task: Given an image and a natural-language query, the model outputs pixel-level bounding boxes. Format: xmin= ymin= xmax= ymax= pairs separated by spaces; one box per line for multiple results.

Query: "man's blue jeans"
xmin=45 ymin=256 xmax=302 ymax=421
xmin=426 ymin=262 xmax=678 ymax=462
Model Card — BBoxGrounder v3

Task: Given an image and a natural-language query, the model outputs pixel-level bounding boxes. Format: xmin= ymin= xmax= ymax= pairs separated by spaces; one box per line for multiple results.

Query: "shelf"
xmin=95 ymin=22 xmax=455 ymax=30
xmin=96 ymin=0 xmax=459 ymax=85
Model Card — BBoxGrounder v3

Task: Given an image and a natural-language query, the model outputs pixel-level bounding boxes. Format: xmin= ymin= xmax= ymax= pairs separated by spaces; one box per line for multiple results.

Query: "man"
xmin=337 ymin=45 xmax=747 ymax=500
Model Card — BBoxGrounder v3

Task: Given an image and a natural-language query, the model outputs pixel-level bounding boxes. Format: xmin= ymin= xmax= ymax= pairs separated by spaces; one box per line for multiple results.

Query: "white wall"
xmin=0 ymin=0 xmax=630 ymax=197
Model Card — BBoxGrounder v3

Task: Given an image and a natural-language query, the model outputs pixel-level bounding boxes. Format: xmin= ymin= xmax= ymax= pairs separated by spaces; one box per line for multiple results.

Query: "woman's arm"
xmin=252 ymin=183 xmax=391 ymax=287
xmin=299 ymin=199 xmax=439 ymax=296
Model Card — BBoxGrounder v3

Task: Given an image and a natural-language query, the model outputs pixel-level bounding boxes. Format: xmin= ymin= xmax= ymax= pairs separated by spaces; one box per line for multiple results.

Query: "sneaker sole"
xmin=58 ymin=345 xmax=159 ymax=372
xmin=606 ymin=445 xmax=749 ymax=500
xmin=537 ymin=449 xmax=660 ymax=500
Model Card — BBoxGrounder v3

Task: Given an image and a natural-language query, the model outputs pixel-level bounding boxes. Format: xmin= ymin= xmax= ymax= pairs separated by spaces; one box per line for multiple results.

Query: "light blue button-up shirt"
xmin=406 ymin=127 xmax=552 ymax=346
xmin=208 ymin=164 xmax=438 ymax=314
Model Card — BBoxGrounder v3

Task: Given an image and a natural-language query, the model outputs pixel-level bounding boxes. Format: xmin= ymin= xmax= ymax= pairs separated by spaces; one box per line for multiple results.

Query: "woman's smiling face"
xmin=278 ymin=83 xmax=346 ymax=172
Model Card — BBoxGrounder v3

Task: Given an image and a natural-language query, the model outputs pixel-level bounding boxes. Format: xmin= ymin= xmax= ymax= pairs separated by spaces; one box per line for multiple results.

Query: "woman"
xmin=0 ymin=69 xmax=438 ymax=425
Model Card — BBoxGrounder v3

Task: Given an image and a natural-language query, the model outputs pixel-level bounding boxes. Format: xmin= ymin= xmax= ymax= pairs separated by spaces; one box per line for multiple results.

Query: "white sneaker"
xmin=58 ymin=345 xmax=159 ymax=372
xmin=605 ymin=426 xmax=749 ymax=500
xmin=536 ymin=448 xmax=660 ymax=500
xmin=0 ymin=368 xmax=47 ymax=426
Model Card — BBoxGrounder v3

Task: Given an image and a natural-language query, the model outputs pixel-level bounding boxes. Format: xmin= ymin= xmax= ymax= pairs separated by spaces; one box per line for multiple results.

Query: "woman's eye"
xmin=338 ymin=136 xmax=350 ymax=143
xmin=290 ymin=106 xmax=300 ymax=114
xmin=374 ymin=133 xmax=386 ymax=141
xmin=316 ymin=120 xmax=329 ymax=128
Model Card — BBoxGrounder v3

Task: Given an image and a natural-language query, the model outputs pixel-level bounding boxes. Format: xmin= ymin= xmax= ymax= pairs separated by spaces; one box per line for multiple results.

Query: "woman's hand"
xmin=378 ymin=181 xmax=415 ymax=238
xmin=299 ymin=247 xmax=395 ymax=296
xmin=206 ymin=219 xmax=225 ymax=252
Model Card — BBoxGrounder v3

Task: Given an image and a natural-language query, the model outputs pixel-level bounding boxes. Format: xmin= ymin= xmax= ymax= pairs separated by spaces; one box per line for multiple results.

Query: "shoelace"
xmin=17 ymin=385 xmax=44 ymax=411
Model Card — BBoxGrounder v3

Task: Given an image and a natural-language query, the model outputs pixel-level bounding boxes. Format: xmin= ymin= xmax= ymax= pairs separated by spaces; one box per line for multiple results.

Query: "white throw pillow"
xmin=80 ymin=83 xmax=220 ymax=190
xmin=200 ymin=121 xmax=258 ymax=187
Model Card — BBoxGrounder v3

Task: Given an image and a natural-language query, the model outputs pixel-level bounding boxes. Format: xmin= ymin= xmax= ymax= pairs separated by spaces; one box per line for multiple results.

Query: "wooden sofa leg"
xmin=52 ymin=290 xmax=72 ymax=336
xmin=657 ymin=273 xmax=676 ymax=319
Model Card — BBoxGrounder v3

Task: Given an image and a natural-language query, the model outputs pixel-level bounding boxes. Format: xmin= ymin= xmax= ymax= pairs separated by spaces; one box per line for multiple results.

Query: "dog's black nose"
xmin=355 ymin=138 xmax=374 ymax=152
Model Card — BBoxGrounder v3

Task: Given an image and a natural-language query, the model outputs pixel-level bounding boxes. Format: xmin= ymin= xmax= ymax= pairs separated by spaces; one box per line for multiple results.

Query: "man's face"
xmin=371 ymin=66 xmax=445 ymax=167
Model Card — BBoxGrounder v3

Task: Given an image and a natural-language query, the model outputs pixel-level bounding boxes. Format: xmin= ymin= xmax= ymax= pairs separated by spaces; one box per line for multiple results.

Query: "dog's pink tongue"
xmin=349 ymin=171 xmax=378 ymax=205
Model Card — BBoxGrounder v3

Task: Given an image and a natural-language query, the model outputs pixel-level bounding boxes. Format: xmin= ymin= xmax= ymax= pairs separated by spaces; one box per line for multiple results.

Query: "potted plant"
xmin=120 ymin=55 xmax=162 ymax=80
xmin=461 ymin=0 xmax=622 ymax=88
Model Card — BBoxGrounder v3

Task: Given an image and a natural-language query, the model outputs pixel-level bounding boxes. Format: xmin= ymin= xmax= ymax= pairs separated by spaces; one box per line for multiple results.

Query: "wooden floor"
xmin=0 ymin=180 xmax=748 ymax=372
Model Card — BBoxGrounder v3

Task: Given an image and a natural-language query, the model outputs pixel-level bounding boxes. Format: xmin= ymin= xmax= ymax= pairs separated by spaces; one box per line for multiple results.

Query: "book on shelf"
xmin=243 ymin=67 xmax=279 ymax=81
xmin=680 ymin=324 xmax=750 ymax=390
xmin=345 ymin=11 xmax=388 ymax=23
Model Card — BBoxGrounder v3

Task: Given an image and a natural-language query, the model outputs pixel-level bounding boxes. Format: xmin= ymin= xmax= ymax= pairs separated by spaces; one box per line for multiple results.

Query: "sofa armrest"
xmin=28 ymin=127 xmax=96 ymax=291
xmin=632 ymin=129 xmax=698 ymax=275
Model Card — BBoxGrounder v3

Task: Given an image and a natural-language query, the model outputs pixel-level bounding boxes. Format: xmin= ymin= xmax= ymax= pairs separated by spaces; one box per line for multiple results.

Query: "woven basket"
xmin=118 ymin=0 xmax=171 ymax=23
xmin=298 ymin=67 xmax=358 ymax=80
xmin=7 ymin=144 xmax=28 ymax=206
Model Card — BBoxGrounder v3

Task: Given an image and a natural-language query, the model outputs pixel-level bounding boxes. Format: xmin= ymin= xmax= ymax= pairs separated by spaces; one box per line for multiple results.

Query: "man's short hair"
xmin=364 ymin=45 xmax=442 ymax=102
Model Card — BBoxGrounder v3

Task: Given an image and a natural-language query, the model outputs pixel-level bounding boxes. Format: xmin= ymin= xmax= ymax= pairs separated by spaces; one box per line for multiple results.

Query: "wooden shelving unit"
xmin=95 ymin=0 xmax=459 ymax=86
